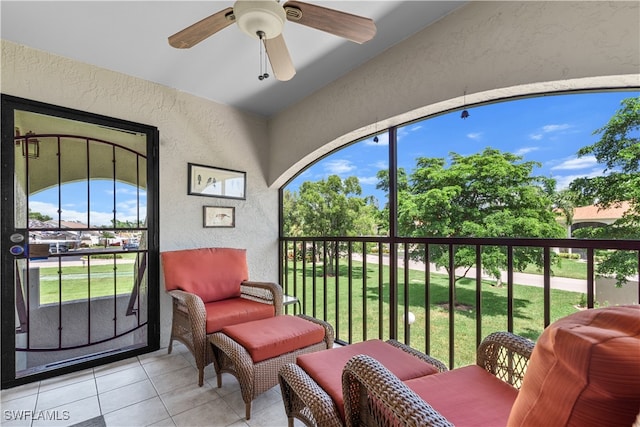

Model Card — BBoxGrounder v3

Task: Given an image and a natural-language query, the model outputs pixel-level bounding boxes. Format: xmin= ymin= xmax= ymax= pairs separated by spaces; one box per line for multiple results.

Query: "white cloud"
xmin=29 ymin=201 xmax=61 ymax=220
xmin=324 ymin=159 xmax=355 ymax=174
xmin=466 ymin=132 xmax=482 ymax=140
xmin=553 ymin=167 xmax=605 ymax=190
xmin=529 ymin=123 xmax=572 ymax=141
xmin=372 ymin=160 xmax=388 ymax=170
xmin=29 ymin=200 xmax=144 ymax=227
xmin=116 ymin=187 xmax=144 ymax=196
xmin=542 ymin=124 xmax=571 ymax=133
xmin=515 ymin=146 xmax=539 ymax=156
xmin=551 ymin=155 xmax=598 ymax=171
xmin=358 ymin=176 xmax=379 ymax=185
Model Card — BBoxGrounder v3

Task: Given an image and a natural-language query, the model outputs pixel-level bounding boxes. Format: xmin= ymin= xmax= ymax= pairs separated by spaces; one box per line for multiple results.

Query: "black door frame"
xmin=1 ymin=94 xmax=160 ymax=389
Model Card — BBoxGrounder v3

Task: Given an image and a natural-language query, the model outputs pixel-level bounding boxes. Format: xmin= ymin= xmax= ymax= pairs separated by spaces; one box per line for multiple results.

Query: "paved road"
xmin=352 ymin=254 xmax=588 ymax=294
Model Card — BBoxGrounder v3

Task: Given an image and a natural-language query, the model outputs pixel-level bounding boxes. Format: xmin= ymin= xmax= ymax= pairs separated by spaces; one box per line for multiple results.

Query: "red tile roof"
xmin=572 ymin=201 xmax=630 ymax=221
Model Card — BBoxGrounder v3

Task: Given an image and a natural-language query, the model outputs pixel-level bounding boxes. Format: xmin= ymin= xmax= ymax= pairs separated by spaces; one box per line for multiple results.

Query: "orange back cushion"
xmin=161 ymin=247 xmax=247 ymax=303
xmin=508 ymin=305 xmax=640 ymax=427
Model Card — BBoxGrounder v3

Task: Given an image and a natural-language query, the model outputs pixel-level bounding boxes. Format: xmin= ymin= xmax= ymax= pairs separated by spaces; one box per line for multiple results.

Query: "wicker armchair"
xmin=161 ymin=247 xmax=283 ymax=386
xmin=342 ymin=332 xmax=534 ymax=427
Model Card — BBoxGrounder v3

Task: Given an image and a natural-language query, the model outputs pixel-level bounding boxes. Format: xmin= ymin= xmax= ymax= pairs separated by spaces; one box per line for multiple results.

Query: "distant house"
xmin=29 ymin=219 xmax=100 ymax=247
xmin=557 ymin=201 xmax=631 ymax=238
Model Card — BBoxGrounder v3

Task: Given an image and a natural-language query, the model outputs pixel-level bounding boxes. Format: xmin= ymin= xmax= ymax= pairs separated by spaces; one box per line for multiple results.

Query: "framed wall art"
xmin=188 ymin=163 xmax=246 ymax=199
xmin=203 ymin=206 xmax=235 ymax=228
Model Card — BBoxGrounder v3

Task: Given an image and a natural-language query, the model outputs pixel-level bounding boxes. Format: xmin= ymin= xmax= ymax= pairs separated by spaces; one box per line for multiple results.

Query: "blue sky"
xmin=30 ymin=180 xmax=146 ymax=227
xmin=287 ymin=91 xmax=639 ymax=206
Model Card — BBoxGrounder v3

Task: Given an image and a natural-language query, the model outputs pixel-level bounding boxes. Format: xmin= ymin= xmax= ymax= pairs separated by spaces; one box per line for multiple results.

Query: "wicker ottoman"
xmin=209 ymin=314 xmax=334 ymax=419
xmin=278 ymin=339 xmax=448 ymax=427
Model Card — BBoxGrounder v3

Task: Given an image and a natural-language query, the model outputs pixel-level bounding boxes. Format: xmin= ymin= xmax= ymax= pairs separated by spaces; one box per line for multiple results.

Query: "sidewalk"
xmin=351 ymin=254 xmax=587 ymax=294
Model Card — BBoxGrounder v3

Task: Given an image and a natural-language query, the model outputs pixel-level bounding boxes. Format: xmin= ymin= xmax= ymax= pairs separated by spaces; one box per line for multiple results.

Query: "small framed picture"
xmin=203 ymin=206 xmax=235 ymax=228
xmin=188 ymin=163 xmax=246 ymax=200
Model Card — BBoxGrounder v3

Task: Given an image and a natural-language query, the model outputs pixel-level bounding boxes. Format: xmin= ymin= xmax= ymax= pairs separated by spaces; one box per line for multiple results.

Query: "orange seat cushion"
xmin=205 ymin=298 xmax=274 ymax=334
xmin=297 ymin=339 xmax=440 ymax=421
xmin=508 ymin=305 xmax=640 ymax=427
xmin=405 ymin=365 xmax=518 ymax=426
xmin=161 ymin=247 xmax=248 ymax=303
xmin=221 ymin=315 xmax=326 ymax=363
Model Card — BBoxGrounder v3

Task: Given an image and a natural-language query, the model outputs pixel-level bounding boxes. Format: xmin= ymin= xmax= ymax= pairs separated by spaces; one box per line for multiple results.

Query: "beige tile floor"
xmin=0 ymin=343 xmax=306 ymax=427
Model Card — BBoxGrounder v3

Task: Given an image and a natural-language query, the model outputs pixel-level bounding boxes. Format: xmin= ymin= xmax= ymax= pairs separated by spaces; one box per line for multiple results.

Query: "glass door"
xmin=1 ymin=95 xmax=159 ymax=389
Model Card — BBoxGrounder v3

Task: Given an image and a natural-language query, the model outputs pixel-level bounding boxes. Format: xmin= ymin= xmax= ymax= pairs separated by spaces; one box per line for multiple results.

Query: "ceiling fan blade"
xmin=264 ymin=35 xmax=296 ymax=81
xmin=168 ymin=7 xmax=234 ymax=49
xmin=283 ymin=1 xmax=376 ymax=44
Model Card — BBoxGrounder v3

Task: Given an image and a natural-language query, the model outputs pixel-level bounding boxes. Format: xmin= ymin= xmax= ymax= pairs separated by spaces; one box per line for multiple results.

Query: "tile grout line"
xmin=138 ymin=354 xmax=177 ymax=426
xmin=31 ymin=380 xmax=42 ymax=427
xmin=93 ymin=367 xmax=103 ymax=418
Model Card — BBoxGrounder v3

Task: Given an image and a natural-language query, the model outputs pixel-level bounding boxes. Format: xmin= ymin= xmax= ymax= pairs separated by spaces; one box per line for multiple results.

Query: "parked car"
xmin=49 ymin=243 xmax=69 ymax=254
xmin=123 ymin=242 xmax=139 ymax=251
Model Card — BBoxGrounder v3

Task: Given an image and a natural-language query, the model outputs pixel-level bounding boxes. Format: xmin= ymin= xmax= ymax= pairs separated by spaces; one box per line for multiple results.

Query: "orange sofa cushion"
xmin=161 ymin=247 xmax=248 ymax=303
xmin=297 ymin=339 xmax=440 ymax=421
xmin=508 ymin=305 xmax=640 ymax=427
xmin=221 ymin=315 xmax=326 ymax=363
xmin=205 ymin=298 xmax=274 ymax=334
xmin=405 ymin=365 xmax=518 ymax=426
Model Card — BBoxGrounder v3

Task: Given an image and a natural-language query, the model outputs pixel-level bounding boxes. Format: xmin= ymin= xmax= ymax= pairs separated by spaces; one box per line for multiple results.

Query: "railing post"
xmin=543 ymin=246 xmax=551 ymax=327
xmin=587 ymin=247 xmax=595 ymax=308
xmin=389 ymin=242 xmax=398 ymax=340
xmin=448 ymin=244 xmax=455 ymax=368
xmin=475 ymin=245 xmax=482 ymax=349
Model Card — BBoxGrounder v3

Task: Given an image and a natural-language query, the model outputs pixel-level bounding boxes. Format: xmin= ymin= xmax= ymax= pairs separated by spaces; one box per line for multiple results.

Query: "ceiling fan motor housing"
xmin=233 ymin=0 xmax=286 ymax=39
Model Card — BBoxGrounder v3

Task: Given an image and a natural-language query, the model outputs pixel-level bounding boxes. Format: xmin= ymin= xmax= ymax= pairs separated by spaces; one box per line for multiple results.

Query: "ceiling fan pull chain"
xmin=257 ymin=31 xmax=269 ymax=81
xmin=263 ymin=40 xmax=269 ymax=80
xmin=258 ymin=33 xmax=264 ymax=80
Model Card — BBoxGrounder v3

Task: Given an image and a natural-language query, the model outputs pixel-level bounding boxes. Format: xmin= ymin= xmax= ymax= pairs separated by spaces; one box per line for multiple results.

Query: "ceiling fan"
xmin=168 ymin=0 xmax=377 ymax=81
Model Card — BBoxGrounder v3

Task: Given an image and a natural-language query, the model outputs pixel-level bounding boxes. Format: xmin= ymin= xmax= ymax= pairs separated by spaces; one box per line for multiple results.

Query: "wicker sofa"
xmin=161 ymin=247 xmax=283 ymax=386
xmin=343 ymin=305 xmax=640 ymax=427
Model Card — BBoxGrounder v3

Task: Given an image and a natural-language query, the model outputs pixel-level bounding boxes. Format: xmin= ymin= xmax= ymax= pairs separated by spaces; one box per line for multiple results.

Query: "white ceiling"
xmin=1 ymin=1 xmax=465 ymax=117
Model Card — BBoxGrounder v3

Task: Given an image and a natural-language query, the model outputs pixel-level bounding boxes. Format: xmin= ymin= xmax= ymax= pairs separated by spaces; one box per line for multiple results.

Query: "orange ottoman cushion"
xmin=205 ymin=298 xmax=275 ymax=334
xmin=406 ymin=365 xmax=518 ymax=426
xmin=221 ymin=315 xmax=326 ymax=363
xmin=297 ymin=339 xmax=440 ymax=421
xmin=508 ymin=305 xmax=640 ymax=427
xmin=162 ymin=248 xmax=247 ymax=302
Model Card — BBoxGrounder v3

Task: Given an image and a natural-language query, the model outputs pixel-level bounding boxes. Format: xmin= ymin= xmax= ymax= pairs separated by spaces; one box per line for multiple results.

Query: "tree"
xmin=553 ymin=188 xmax=581 ymax=235
xmin=570 ymin=96 xmax=640 ymax=284
xmin=285 ymin=175 xmax=379 ymax=274
xmin=111 ymin=219 xmax=138 ymax=228
xmin=282 ymin=189 xmax=302 ymax=237
xmin=397 ymin=148 xmax=565 ymax=303
xmin=28 ymin=209 xmax=52 ymax=222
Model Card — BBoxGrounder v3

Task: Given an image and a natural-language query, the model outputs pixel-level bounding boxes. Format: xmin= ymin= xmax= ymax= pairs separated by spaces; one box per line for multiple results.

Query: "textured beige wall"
xmin=1 ymin=40 xmax=278 ymax=345
xmin=268 ymin=1 xmax=640 ymax=187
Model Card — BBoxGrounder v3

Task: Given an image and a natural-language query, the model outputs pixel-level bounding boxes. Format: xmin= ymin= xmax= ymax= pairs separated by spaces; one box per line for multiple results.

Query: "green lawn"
xmin=37 ymin=262 xmax=137 ymax=305
xmin=521 ymin=257 xmax=587 ymax=279
xmin=285 ymin=259 xmax=583 ymax=368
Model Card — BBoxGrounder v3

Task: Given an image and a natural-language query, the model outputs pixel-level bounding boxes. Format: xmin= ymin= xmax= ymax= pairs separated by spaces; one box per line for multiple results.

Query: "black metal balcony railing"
xmin=279 ymin=236 xmax=640 ymax=369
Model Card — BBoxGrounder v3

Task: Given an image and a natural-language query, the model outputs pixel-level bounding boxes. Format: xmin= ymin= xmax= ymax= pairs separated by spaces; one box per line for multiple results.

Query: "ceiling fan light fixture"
xmin=234 ymin=0 xmax=286 ymax=39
